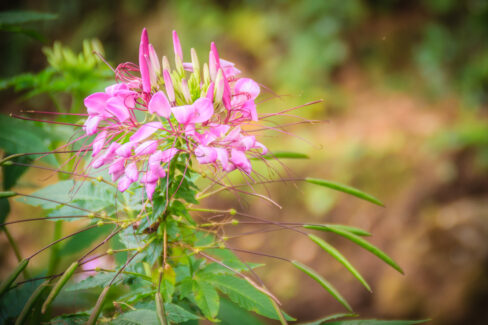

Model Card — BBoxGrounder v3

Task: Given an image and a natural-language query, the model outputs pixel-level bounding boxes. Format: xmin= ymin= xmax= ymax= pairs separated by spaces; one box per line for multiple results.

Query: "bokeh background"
xmin=1 ymin=0 xmax=488 ymax=324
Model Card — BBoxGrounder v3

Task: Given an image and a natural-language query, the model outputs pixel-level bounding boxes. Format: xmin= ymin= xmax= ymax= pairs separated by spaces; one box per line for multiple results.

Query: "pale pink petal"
xmin=163 ymin=70 xmax=175 ymax=102
xmin=171 ymin=104 xmax=194 ymax=125
xmin=105 ymin=83 xmax=130 ymax=96
xmin=130 ymin=121 xmax=162 ymax=142
xmin=139 ymin=28 xmax=151 ymax=93
xmin=206 ymin=82 xmax=215 ymax=101
xmin=160 ymin=148 xmax=179 ymax=162
xmin=145 ymin=181 xmax=157 ymax=200
xmin=91 ymin=131 xmax=107 ymax=157
xmin=230 ymin=149 xmax=252 ymax=174
xmin=191 ymin=98 xmax=214 ymax=124
xmin=215 ymin=148 xmax=230 ymax=170
xmin=109 ymin=158 xmax=125 ymax=181
xmin=125 ymin=162 xmax=139 ymax=182
xmin=84 ymin=116 xmax=102 ymax=135
xmin=106 ymin=96 xmax=131 ymax=122
xmin=240 ymin=136 xmax=256 ymax=151
xmin=242 ymin=100 xmax=258 ymax=121
xmin=148 ymin=91 xmax=171 ymax=118
xmin=84 ymin=93 xmax=109 ymax=116
xmin=209 ymin=125 xmax=230 ymax=138
xmin=195 ymin=145 xmax=217 ymax=164
xmin=116 ymin=141 xmax=136 ymax=158
xmin=254 ymin=141 xmax=268 ymax=155
xmin=235 ymin=78 xmax=260 ymax=100
xmin=134 ymin=140 xmax=158 ymax=156
xmin=172 ymin=30 xmax=183 ymax=60
xmin=118 ymin=176 xmax=132 ymax=192
xmin=183 ymin=62 xmax=193 ymax=72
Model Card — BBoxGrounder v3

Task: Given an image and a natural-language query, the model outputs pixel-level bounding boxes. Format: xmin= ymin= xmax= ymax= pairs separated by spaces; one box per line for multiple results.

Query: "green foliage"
xmin=305 ymin=177 xmax=384 ymax=206
xmin=0 ymin=10 xmax=57 ymax=41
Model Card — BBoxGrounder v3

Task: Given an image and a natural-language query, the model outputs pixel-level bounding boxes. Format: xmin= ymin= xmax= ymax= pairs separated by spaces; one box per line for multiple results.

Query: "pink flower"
xmin=139 ymin=28 xmax=151 ymax=93
xmin=172 ymin=98 xmax=214 ymax=126
xmin=130 ymin=122 xmax=163 ymax=142
xmin=195 ymin=145 xmax=217 ymax=164
xmin=148 ymin=91 xmax=171 ymax=118
xmin=230 ymin=148 xmax=252 ymax=174
xmin=92 ymin=131 xmax=107 ymax=157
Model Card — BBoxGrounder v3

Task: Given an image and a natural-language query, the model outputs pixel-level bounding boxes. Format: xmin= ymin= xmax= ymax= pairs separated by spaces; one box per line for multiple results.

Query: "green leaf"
xmin=0 ymin=279 xmax=44 ymax=324
xmin=0 ymin=11 xmax=57 ymax=25
xmin=299 ymin=313 xmax=357 ymax=325
xmin=2 ymin=156 xmax=32 ymax=190
xmin=255 ymin=151 xmax=309 ymax=160
xmin=292 ymin=260 xmax=352 ymax=312
xmin=165 ymin=302 xmax=201 ymax=323
xmin=0 ymin=114 xmax=57 ymax=166
xmin=218 ymin=298 xmax=266 ymax=325
xmin=0 ymin=198 xmax=10 ymax=224
xmin=325 ymin=320 xmax=430 ymax=325
xmin=305 ymin=178 xmax=384 ymax=206
xmin=203 ymin=274 xmax=291 ymax=321
xmin=59 ymin=224 xmax=112 ymax=256
xmin=192 ymin=279 xmax=220 ymax=320
xmin=112 ymin=309 xmax=159 ymax=325
xmin=305 ymin=226 xmax=403 ymax=274
xmin=308 ymin=234 xmax=371 ymax=292
xmin=49 ymin=313 xmax=89 ymax=325
xmin=304 ymin=224 xmax=371 ymax=237
xmin=66 ymin=272 xmax=120 ymax=291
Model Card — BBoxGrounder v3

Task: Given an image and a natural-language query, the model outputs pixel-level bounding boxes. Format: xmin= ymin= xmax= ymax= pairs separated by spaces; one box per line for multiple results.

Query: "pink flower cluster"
xmin=83 ymin=29 xmax=267 ymax=199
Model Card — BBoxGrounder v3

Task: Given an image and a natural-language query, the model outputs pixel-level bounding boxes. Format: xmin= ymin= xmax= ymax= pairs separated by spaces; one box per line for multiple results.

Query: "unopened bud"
xmin=228 ymin=208 xmax=237 ymax=216
xmin=231 ymin=218 xmax=239 ymax=225
xmin=107 ymin=249 xmax=113 ymax=255
xmin=97 ymin=221 xmax=104 ymax=227
xmin=191 ymin=48 xmax=200 ymax=83
xmin=203 ymin=63 xmax=210 ymax=85
xmin=96 ymin=176 xmax=103 ymax=182
xmin=214 ymin=69 xmax=224 ymax=104
xmin=162 ymin=56 xmax=170 ymax=72
xmin=181 ymin=79 xmax=192 ymax=103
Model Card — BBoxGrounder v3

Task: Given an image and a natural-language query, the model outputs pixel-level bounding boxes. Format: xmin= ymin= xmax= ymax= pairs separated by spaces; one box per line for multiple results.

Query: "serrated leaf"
xmin=193 ymin=279 xmax=220 ymax=320
xmin=218 ymin=298 xmax=266 ymax=325
xmin=202 ymin=274 xmax=292 ymax=321
xmin=325 ymin=320 xmax=429 ymax=325
xmin=292 ymin=261 xmax=352 ymax=312
xmin=0 ymin=114 xmax=57 ymax=165
xmin=165 ymin=302 xmax=201 ymax=323
xmin=305 ymin=178 xmax=384 ymax=206
xmin=304 ymin=224 xmax=371 ymax=237
xmin=66 ymin=272 xmax=119 ymax=291
xmin=306 ymin=226 xmax=403 ymax=274
xmin=0 ymin=279 xmax=44 ymax=324
xmin=308 ymin=234 xmax=371 ymax=292
xmin=112 ymin=309 xmax=159 ymax=325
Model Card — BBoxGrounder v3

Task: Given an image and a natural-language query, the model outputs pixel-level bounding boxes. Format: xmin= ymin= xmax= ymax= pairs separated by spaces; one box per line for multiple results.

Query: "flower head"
xmin=84 ymin=29 xmax=266 ymax=199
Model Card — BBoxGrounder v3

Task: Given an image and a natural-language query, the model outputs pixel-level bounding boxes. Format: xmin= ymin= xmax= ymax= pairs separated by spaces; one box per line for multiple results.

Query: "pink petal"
xmin=183 ymin=62 xmax=193 ymax=72
xmin=235 ymin=78 xmax=260 ymax=100
xmin=172 ymin=30 xmax=183 ymax=60
xmin=116 ymin=141 xmax=136 ymax=158
xmin=254 ymin=141 xmax=268 ymax=155
xmin=230 ymin=149 xmax=252 ymax=174
xmin=125 ymin=162 xmax=139 ymax=182
xmin=209 ymin=125 xmax=230 ymax=138
xmin=143 ymin=164 xmax=166 ymax=183
xmin=160 ymin=148 xmax=179 ymax=163
xmin=105 ymin=83 xmax=130 ymax=96
xmin=195 ymin=145 xmax=218 ymax=164
xmin=171 ymin=104 xmax=194 ymax=125
xmin=91 ymin=131 xmax=107 ymax=157
xmin=139 ymin=28 xmax=151 ymax=93
xmin=134 ymin=140 xmax=158 ymax=156
xmin=240 ymin=136 xmax=256 ymax=151
xmin=191 ymin=98 xmax=214 ymax=124
xmin=148 ymin=91 xmax=171 ymax=118
xmin=163 ymin=70 xmax=175 ymax=102
xmin=84 ymin=92 xmax=109 ymax=116
xmin=145 ymin=181 xmax=158 ymax=200
xmin=215 ymin=148 xmax=230 ymax=170
xmin=84 ymin=116 xmax=102 ymax=135
xmin=148 ymin=43 xmax=160 ymax=81
xmin=130 ymin=121 xmax=162 ymax=142
xmin=242 ymin=100 xmax=258 ymax=121
xmin=109 ymin=158 xmax=125 ymax=181
xmin=106 ymin=96 xmax=131 ymax=122
xmin=118 ymin=176 xmax=132 ymax=192
xmin=206 ymin=82 xmax=215 ymax=101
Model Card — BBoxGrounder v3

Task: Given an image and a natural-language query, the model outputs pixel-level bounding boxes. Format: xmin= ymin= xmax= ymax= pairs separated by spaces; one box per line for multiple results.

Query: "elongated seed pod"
xmin=0 ymin=258 xmax=29 ymax=296
xmin=87 ymin=286 xmax=110 ymax=325
xmin=0 ymin=191 xmax=16 ymax=198
xmin=15 ymin=279 xmax=49 ymax=325
xmin=41 ymin=261 xmax=78 ymax=313
xmin=155 ymin=292 xmax=168 ymax=325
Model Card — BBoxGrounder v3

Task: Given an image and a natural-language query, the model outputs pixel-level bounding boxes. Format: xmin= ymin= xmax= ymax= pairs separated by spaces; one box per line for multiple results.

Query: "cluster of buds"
xmin=83 ymin=29 xmax=267 ymax=199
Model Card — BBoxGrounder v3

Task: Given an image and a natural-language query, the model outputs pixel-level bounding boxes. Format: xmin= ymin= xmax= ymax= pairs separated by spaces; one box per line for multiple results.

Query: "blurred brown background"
xmin=1 ymin=0 xmax=488 ymax=324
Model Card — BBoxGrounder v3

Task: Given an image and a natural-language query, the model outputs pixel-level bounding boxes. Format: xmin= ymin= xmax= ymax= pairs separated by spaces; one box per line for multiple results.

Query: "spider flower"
xmin=84 ymin=28 xmax=266 ymax=199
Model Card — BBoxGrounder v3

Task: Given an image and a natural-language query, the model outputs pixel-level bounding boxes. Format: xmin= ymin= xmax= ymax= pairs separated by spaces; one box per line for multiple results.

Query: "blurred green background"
xmin=1 ymin=0 xmax=488 ymax=324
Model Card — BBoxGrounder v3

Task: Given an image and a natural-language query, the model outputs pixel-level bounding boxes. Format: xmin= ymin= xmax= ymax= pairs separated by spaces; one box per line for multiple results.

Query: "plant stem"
xmin=47 ymin=220 xmax=63 ymax=275
xmin=2 ymin=226 xmax=30 ymax=278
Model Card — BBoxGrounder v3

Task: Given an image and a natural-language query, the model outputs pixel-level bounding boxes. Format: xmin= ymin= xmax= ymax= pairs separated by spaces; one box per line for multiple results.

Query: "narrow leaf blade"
xmin=305 ymin=178 xmax=384 ymax=206
xmin=309 ymin=234 xmax=371 ymax=292
xmin=292 ymin=260 xmax=352 ymax=312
